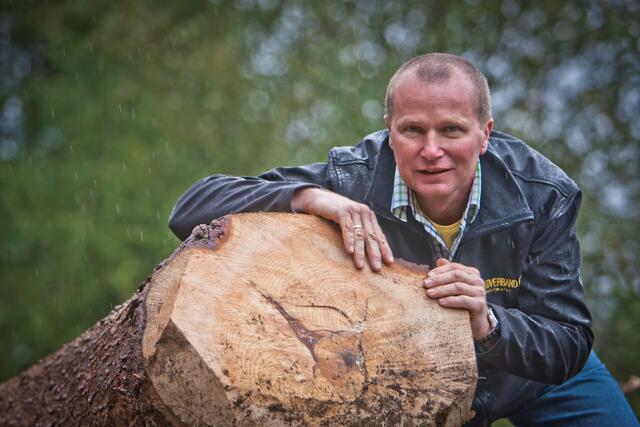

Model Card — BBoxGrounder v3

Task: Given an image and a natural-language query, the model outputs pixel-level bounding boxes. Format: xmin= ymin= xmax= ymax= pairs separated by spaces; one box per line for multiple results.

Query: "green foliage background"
xmin=1 ymin=0 xmax=638 ymax=417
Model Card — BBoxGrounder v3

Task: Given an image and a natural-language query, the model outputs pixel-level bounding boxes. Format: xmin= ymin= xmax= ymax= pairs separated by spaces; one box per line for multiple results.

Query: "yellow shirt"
xmin=429 ymin=218 xmax=462 ymax=250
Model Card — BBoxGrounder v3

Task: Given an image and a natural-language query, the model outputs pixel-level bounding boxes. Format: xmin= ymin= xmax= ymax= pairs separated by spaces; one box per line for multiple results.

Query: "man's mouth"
xmin=418 ymin=169 xmax=450 ymax=176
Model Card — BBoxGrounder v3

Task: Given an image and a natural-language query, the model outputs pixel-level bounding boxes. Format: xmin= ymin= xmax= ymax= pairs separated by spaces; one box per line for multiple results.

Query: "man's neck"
xmin=416 ymin=189 xmax=471 ymax=225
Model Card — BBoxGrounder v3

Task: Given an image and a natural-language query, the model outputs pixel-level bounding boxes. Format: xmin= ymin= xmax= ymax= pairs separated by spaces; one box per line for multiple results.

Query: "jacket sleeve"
xmin=168 ymin=162 xmax=330 ymax=240
xmin=477 ymin=190 xmax=594 ymax=384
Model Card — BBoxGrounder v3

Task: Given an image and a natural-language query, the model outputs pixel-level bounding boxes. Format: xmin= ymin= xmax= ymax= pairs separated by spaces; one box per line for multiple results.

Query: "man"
xmin=169 ymin=53 xmax=637 ymax=425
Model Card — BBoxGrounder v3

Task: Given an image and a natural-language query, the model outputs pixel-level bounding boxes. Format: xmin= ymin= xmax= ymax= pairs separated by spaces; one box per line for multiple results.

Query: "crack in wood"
xmin=257 ymin=291 xmax=320 ymax=367
xmin=250 ymin=280 xmax=367 ymax=388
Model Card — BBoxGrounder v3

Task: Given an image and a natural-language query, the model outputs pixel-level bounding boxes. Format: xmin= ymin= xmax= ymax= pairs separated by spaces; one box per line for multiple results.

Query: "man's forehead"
xmin=395 ymin=66 xmax=472 ymax=91
xmin=392 ymin=70 xmax=475 ymax=107
xmin=387 ymin=72 xmax=481 ymax=126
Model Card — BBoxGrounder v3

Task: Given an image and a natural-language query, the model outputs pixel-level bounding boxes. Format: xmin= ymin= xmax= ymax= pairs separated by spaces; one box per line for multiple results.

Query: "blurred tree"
xmin=1 ymin=0 xmax=638 ymax=417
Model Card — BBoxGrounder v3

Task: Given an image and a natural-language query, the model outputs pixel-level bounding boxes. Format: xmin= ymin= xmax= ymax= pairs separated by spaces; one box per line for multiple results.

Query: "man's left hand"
xmin=424 ymin=258 xmax=492 ymax=340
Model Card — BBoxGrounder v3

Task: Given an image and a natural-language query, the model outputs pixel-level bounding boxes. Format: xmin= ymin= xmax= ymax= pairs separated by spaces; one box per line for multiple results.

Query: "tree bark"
xmin=0 ymin=213 xmax=477 ymax=426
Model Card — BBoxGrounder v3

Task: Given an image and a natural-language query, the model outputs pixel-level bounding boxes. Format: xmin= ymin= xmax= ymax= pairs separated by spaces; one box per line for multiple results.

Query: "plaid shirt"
xmin=390 ymin=161 xmax=482 ymax=260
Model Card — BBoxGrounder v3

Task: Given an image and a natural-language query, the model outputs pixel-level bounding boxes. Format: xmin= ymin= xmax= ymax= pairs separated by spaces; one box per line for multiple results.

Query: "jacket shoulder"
xmin=326 ymin=130 xmax=388 ymax=200
xmin=487 ymin=131 xmax=580 ymax=218
xmin=488 ymin=131 xmax=579 ymax=195
xmin=328 ymin=130 xmax=387 ymax=168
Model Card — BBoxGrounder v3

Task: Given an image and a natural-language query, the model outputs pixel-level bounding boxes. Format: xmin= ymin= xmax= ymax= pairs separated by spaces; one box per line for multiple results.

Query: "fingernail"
xmin=375 ymin=260 xmax=381 ymax=270
xmin=426 ymin=288 xmax=435 ymax=296
xmin=424 ymin=278 xmax=433 ymax=287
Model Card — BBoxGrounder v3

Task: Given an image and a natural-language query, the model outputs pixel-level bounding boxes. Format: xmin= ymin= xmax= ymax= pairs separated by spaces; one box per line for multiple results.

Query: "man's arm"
xmin=168 ymin=162 xmax=394 ymax=271
xmin=476 ymin=191 xmax=593 ymax=383
xmin=168 ymin=163 xmax=327 ymax=240
xmin=424 ymin=191 xmax=593 ymax=384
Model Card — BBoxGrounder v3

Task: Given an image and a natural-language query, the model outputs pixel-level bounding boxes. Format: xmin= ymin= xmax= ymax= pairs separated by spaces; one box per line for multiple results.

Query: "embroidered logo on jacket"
xmin=484 ymin=276 xmax=521 ymax=293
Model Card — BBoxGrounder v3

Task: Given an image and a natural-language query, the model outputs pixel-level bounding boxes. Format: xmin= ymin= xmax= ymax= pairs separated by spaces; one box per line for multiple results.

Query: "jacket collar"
xmin=472 ymin=140 xmax=534 ymax=237
xmin=363 ymin=130 xmax=534 ymax=235
xmin=363 ymin=131 xmax=398 ymax=220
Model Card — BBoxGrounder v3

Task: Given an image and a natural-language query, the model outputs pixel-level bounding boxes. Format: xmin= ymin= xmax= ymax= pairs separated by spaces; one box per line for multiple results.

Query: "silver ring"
xmin=353 ymin=225 xmax=363 ymax=230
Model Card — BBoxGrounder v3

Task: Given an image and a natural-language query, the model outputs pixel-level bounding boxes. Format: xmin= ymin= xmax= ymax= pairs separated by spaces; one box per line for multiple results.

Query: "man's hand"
xmin=423 ymin=258 xmax=492 ymax=340
xmin=291 ymin=187 xmax=394 ymax=271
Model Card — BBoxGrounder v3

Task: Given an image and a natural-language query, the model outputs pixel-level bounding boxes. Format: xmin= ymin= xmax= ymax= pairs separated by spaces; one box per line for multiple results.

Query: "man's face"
xmin=385 ymin=70 xmax=493 ymax=221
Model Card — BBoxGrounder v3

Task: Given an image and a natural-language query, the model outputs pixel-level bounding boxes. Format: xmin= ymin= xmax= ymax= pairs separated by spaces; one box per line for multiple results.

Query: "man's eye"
xmin=443 ymin=125 xmax=461 ymax=133
xmin=405 ymin=126 xmax=422 ymax=134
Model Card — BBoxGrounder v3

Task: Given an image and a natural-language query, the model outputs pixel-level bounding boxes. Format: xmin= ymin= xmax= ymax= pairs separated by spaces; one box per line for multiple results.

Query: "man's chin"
xmin=411 ymin=184 xmax=452 ymax=201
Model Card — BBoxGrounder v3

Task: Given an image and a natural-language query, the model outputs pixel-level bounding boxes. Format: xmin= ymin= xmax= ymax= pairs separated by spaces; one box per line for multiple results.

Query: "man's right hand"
xmin=291 ymin=187 xmax=394 ymax=271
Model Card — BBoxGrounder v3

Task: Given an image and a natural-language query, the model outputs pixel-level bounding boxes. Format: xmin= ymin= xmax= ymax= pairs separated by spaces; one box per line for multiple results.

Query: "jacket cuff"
xmin=475 ymin=305 xmax=502 ymax=355
xmin=282 ymin=183 xmax=323 ymax=213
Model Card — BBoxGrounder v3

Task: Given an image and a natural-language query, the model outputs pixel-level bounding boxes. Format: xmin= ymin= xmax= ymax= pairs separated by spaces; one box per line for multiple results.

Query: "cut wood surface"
xmin=0 ymin=213 xmax=477 ymax=426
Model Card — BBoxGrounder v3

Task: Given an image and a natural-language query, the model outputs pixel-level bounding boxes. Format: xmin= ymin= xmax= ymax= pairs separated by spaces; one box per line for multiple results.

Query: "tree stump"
xmin=0 ymin=213 xmax=477 ymax=426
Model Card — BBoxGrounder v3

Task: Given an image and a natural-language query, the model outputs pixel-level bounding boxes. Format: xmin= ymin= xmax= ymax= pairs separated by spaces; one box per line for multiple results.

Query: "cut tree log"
xmin=0 ymin=213 xmax=477 ymax=426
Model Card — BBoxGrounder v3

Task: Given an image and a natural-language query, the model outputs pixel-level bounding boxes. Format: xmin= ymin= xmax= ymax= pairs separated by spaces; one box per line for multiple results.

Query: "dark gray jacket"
xmin=169 ymin=130 xmax=593 ymax=424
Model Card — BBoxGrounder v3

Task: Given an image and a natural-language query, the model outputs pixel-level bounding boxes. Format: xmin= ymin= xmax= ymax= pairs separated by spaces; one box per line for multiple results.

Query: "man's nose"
xmin=420 ymin=132 xmax=443 ymax=160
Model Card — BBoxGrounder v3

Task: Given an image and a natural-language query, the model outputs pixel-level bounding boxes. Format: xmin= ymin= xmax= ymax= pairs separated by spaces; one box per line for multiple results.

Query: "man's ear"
xmin=480 ymin=118 xmax=493 ymax=154
xmin=384 ymin=114 xmax=393 ymax=147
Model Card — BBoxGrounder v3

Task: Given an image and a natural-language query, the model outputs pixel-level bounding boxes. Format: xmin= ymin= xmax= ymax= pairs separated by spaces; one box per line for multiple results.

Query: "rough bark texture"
xmin=0 ymin=213 xmax=477 ymax=426
xmin=0 ymin=281 xmax=160 ymax=426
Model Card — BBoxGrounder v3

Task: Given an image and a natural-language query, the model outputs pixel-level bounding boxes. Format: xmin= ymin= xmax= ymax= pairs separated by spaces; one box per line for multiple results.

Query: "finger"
xmin=352 ymin=214 xmax=366 ymax=269
xmin=430 ymin=260 xmax=478 ymax=276
xmin=425 ymin=270 xmax=467 ymax=288
xmin=425 ymin=281 xmax=486 ymax=299
xmin=339 ymin=212 xmax=356 ymax=255
xmin=427 ymin=258 xmax=452 ymax=276
xmin=436 ymin=294 xmax=486 ymax=315
xmin=370 ymin=210 xmax=394 ymax=264
xmin=361 ymin=211 xmax=382 ymax=271
xmin=424 ymin=270 xmax=484 ymax=289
